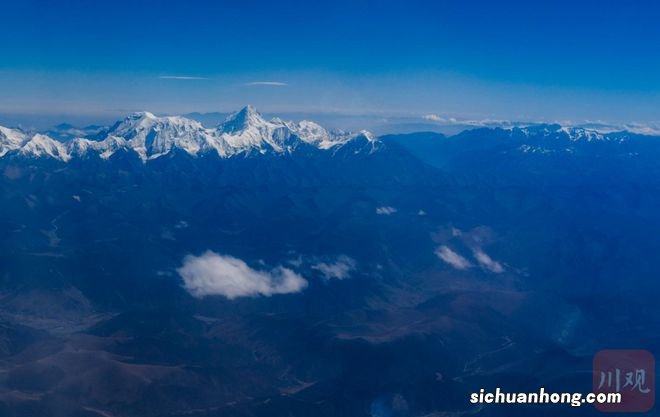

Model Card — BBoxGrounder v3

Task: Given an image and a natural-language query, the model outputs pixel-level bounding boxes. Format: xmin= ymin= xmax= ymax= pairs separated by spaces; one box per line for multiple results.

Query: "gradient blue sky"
xmin=2 ymin=0 xmax=660 ymax=124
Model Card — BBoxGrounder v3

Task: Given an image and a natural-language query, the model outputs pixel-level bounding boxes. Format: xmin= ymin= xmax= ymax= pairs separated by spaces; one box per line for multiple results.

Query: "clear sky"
xmin=2 ymin=0 xmax=660 ymax=124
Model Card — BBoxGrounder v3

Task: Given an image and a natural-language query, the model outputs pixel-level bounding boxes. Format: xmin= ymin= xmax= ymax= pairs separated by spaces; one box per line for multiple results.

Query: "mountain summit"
xmin=219 ymin=105 xmax=265 ymax=134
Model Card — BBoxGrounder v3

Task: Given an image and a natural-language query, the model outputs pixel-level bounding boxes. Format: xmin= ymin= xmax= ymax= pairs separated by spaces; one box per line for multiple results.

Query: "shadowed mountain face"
xmin=1 ymin=113 xmax=659 ymax=417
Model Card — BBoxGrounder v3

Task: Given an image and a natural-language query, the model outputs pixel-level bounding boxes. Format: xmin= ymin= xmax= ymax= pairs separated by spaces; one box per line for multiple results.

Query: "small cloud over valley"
xmin=312 ymin=255 xmax=357 ymax=280
xmin=435 ymin=245 xmax=472 ymax=270
xmin=376 ymin=206 xmax=397 ymax=215
xmin=177 ymin=251 xmax=307 ymax=299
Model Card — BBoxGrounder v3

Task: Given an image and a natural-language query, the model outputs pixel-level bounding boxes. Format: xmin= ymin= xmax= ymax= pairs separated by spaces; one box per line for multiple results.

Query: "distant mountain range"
xmin=0 ymin=106 xmax=378 ymax=162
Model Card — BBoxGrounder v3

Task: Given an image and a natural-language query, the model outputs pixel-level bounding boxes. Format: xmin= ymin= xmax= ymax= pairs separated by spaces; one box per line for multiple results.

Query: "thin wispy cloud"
xmin=312 ymin=255 xmax=357 ymax=280
xmin=423 ymin=114 xmax=514 ymax=128
xmin=244 ymin=81 xmax=287 ymax=86
xmin=376 ymin=206 xmax=397 ymax=215
xmin=423 ymin=114 xmax=457 ymax=123
xmin=159 ymin=75 xmax=209 ymax=80
xmin=472 ymin=248 xmax=505 ymax=273
xmin=434 ymin=226 xmax=506 ymax=273
xmin=435 ymin=245 xmax=472 ymax=270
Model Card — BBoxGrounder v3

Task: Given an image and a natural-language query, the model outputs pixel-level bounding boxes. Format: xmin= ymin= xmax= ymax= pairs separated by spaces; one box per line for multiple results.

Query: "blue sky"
xmin=2 ymin=0 xmax=660 ymax=124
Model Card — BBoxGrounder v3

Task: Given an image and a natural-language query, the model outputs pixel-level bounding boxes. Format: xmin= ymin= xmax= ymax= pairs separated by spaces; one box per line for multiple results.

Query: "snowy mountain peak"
xmin=219 ymin=105 xmax=266 ymax=134
xmin=20 ymin=134 xmax=71 ymax=161
xmin=0 ymin=126 xmax=28 ymax=157
xmin=111 ymin=111 xmax=203 ymax=135
xmin=129 ymin=111 xmax=157 ymax=120
xmin=103 ymin=112 xmax=211 ymax=159
xmin=359 ymin=130 xmax=376 ymax=141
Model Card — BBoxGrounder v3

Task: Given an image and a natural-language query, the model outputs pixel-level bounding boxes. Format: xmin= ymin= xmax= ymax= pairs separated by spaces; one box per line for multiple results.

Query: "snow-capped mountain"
xmin=508 ymin=124 xmax=615 ymax=142
xmin=0 ymin=126 xmax=28 ymax=157
xmin=0 ymin=106 xmax=377 ymax=162
xmin=20 ymin=134 xmax=71 ymax=161
xmin=2 ymin=109 xmax=655 ymax=163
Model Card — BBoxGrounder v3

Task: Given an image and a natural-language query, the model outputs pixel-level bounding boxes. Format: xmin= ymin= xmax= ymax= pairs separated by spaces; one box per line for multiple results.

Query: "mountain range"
xmin=2 ymin=105 xmax=659 ymax=164
xmin=0 ymin=105 xmax=378 ymax=162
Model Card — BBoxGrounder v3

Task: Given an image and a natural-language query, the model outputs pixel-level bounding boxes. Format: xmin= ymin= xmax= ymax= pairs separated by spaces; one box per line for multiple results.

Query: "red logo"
xmin=593 ymin=350 xmax=655 ymax=412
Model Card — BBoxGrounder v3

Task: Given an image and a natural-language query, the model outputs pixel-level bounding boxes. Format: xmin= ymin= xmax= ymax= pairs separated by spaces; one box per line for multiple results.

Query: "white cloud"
xmin=159 ymin=75 xmax=209 ymax=80
xmin=244 ymin=81 xmax=287 ymax=86
xmin=423 ymin=114 xmax=447 ymax=122
xmin=621 ymin=122 xmax=660 ymax=136
xmin=287 ymin=256 xmax=303 ymax=268
xmin=435 ymin=245 xmax=472 ymax=270
xmin=418 ymin=209 xmax=427 ymax=216
xmin=422 ymin=115 xmax=518 ymax=128
xmin=177 ymin=251 xmax=307 ymax=299
xmin=434 ymin=226 xmax=507 ymax=273
xmin=312 ymin=255 xmax=357 ymax=280
xmin=472 ymin=248 xmax=504 ymax=273
xmin=174 ymin=220 xmax=189 ymax=229
xmin=376 ymin=206 xmax=397 ymax=215
xmin=423 ymin=114 xmax=457 ymax=123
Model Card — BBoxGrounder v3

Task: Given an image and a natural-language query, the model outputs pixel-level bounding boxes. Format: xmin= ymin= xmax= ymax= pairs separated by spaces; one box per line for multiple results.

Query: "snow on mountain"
xmin=422 ymin=115 xmax=660 ymax=137
xmin=330 ymin=130 xmax=381 ymax=156
xmin=19 ymin=134 xmax=71 ymax=161
xmin=282 ymin=120 xmax=354 ymax=150
xmin=559 ymin=126 xmax=614 ymax=142
xmin=106 ymin=111 xmax=216 ymax=159
xmin=217 ymin=105 xmax=293 ymax=153
xmin=0 ymin=127 xmax=72 ymax=161
xmin=69 ymin=136 xmax=130 ymax=160
xmin=218 ymin=105 xmax=265 ymax=135
xmin=508 ymin=124 xmax=627 ymax=142
xmin=2 ymin=107 xmax=652 ymax=163
xmin=0 ymin=126 xmax=28 ymax=157
xmin=215 ymin=105 xmax=366 ymax=154
xmin=0 ymin=106 xmax=379 ymax=162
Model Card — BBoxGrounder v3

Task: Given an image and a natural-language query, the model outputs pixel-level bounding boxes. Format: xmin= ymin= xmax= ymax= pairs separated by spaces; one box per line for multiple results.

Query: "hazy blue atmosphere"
xmin=2 ymin=0 xmax=660 ymax=126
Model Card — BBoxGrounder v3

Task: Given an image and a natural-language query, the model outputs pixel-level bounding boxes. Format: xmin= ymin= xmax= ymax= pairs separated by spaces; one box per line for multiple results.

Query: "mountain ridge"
xmin=1 ymin=107 xmax=658 ymax=163
xmin=0 ymin=106 xmax=377 ymax=162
